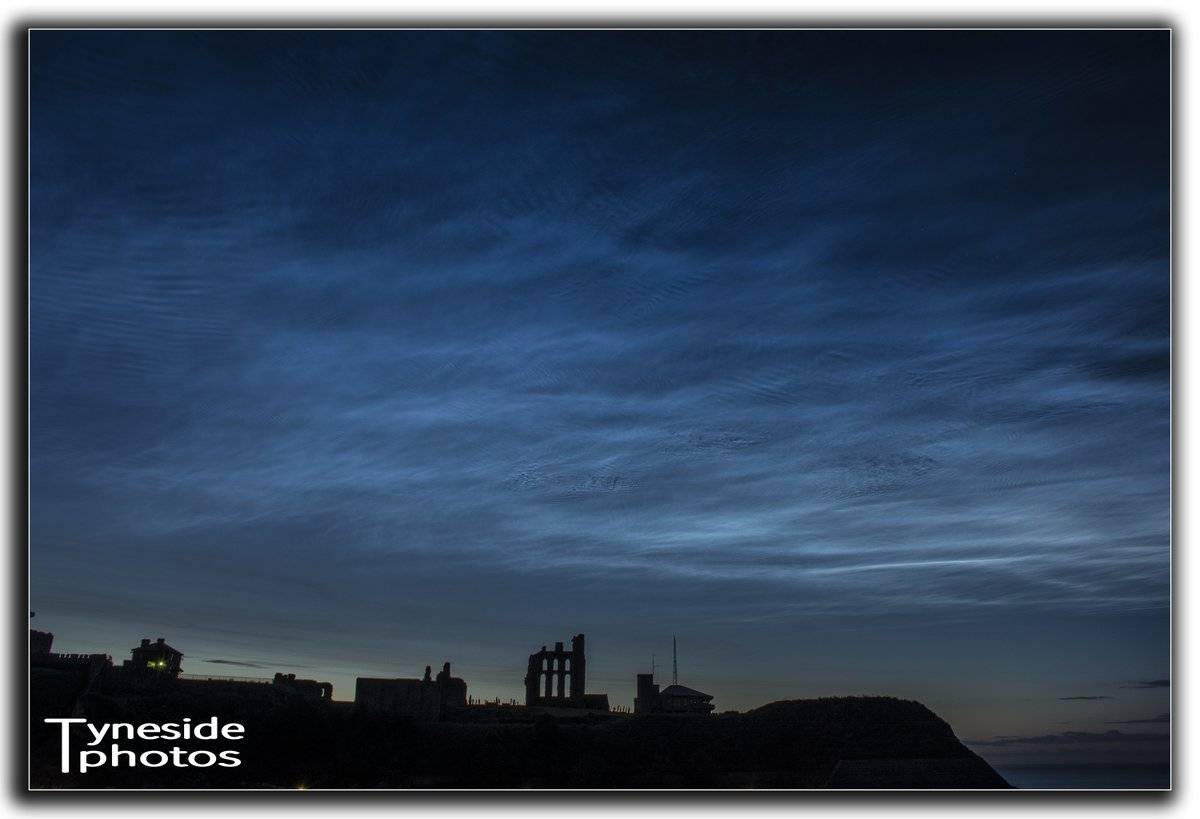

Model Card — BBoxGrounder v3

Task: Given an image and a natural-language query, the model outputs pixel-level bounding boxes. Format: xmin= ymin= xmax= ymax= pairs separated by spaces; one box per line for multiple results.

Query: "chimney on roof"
xmin=156 ymin=638 xmax=165 ymax=645
xmin=141 ymin=639 xmax=151 ymax=647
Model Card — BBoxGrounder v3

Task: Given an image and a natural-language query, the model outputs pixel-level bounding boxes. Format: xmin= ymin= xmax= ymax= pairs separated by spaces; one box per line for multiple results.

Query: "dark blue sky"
xmin=31 ymin=30 xmax=1169 ymax=770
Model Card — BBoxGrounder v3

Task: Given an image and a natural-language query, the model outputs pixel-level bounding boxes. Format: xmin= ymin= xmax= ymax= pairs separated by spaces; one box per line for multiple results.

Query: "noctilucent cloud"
xmin=31 ymin=30 xmax=1169 ymax=775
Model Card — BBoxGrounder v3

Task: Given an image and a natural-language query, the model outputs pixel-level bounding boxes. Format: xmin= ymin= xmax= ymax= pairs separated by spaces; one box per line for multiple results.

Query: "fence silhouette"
xmin=178 ymin=673 xmax=271 ymax=684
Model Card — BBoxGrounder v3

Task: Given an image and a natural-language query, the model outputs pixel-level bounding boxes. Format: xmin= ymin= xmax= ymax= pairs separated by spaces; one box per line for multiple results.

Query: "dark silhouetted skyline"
xmin=30 ymin=30 xmax=1169 ymax=775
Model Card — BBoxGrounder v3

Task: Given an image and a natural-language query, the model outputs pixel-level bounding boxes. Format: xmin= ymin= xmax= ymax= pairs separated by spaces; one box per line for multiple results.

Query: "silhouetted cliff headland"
xmin=31 ymin=665 xmax=1009 ymax=788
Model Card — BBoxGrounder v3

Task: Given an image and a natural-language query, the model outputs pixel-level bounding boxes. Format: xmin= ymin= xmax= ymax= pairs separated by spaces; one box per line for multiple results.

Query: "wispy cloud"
xmin=27 ymin=31 xmax=1169 ymax=722
xmin=1107 ymin=713 xmax=1169 ymax=724
xmin=1059 ymin=696 xmax=1114 ymax=701
xmin=972 ymin=730 xmax=1166 ymax=747
xmin=1122 ymin=680 xmax=1170 ymax=689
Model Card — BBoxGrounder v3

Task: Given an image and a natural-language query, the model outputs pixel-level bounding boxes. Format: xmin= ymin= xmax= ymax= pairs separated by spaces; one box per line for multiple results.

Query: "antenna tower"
xmin=672 ymin=635 xmax=678 ymax=685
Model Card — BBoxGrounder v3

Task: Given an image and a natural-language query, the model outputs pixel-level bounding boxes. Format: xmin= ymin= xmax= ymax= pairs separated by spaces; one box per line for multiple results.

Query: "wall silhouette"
xmin=356 ymin=661 xmax=467 ymax=721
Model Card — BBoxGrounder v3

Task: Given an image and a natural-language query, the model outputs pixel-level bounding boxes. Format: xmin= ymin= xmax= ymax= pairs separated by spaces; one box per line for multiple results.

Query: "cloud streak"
xmin=204 ymin=659 xmax=271 ymax=669
xmin=971 ymin=730 xmax=1167 ymax=747
xmin=1107 ymin=714 xmax=1169 ymax=724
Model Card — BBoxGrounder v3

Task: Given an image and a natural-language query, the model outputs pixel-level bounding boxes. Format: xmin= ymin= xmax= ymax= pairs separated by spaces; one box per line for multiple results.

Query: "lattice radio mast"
xmin=672 ymin=635 xmax=678 ymax=685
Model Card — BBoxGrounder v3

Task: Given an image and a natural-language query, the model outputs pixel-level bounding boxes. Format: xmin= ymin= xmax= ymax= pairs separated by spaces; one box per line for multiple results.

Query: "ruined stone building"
xmin=524 ymin=634 xmax=609 ymax=711
xmin=273 ymin=672 xmax=333 ymax=700
xmin=634 ymin=672 xmax=715 ymax=714
xmin=355 ymin=661 xmax=467 ymax=722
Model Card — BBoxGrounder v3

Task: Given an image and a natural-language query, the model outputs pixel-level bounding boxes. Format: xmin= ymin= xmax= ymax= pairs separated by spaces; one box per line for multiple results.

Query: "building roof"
xmin=132 ymin=640 xmax=183 ymax=656
xmin=659 ymin=684 xmax=712 ymax=699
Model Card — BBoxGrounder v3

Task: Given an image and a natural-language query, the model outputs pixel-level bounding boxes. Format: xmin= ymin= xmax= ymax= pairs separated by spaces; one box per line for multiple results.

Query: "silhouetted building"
xmin=273 ymin=672 xmax=333 ymax=700
xmin=123 ymin=638 xmax=183 ymax=677
xmin=31 ymin=629 xmax=53 ymax=655
xmin=29 ymin=622 xmax=110 ymax=674
xmin=356 ymin=661 xmax=467 ymax=721
xmin=31 ymin=648 xmax=111 ymax=675
xmin=524 ymin=634 xmax=609 ymax=711
xmin=634 ymin=672 xmax=714 ymax=714
xmin=634 ymin=673 xmax=658 ymax=713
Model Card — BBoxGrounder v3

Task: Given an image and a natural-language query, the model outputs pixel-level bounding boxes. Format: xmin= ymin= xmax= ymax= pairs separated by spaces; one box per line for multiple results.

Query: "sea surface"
xmin=994 ymin=764 xmax=1170 ymax=790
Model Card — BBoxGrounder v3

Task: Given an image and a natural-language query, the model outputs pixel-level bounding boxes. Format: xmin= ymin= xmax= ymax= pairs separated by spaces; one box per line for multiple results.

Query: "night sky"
xmin=30 ymin=30 xmax=1170 ymax=782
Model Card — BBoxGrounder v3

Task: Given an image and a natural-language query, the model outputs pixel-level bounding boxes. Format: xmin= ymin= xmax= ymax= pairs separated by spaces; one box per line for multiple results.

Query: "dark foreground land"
xmin=31 ymin=667 xmax=1009 ymax=789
